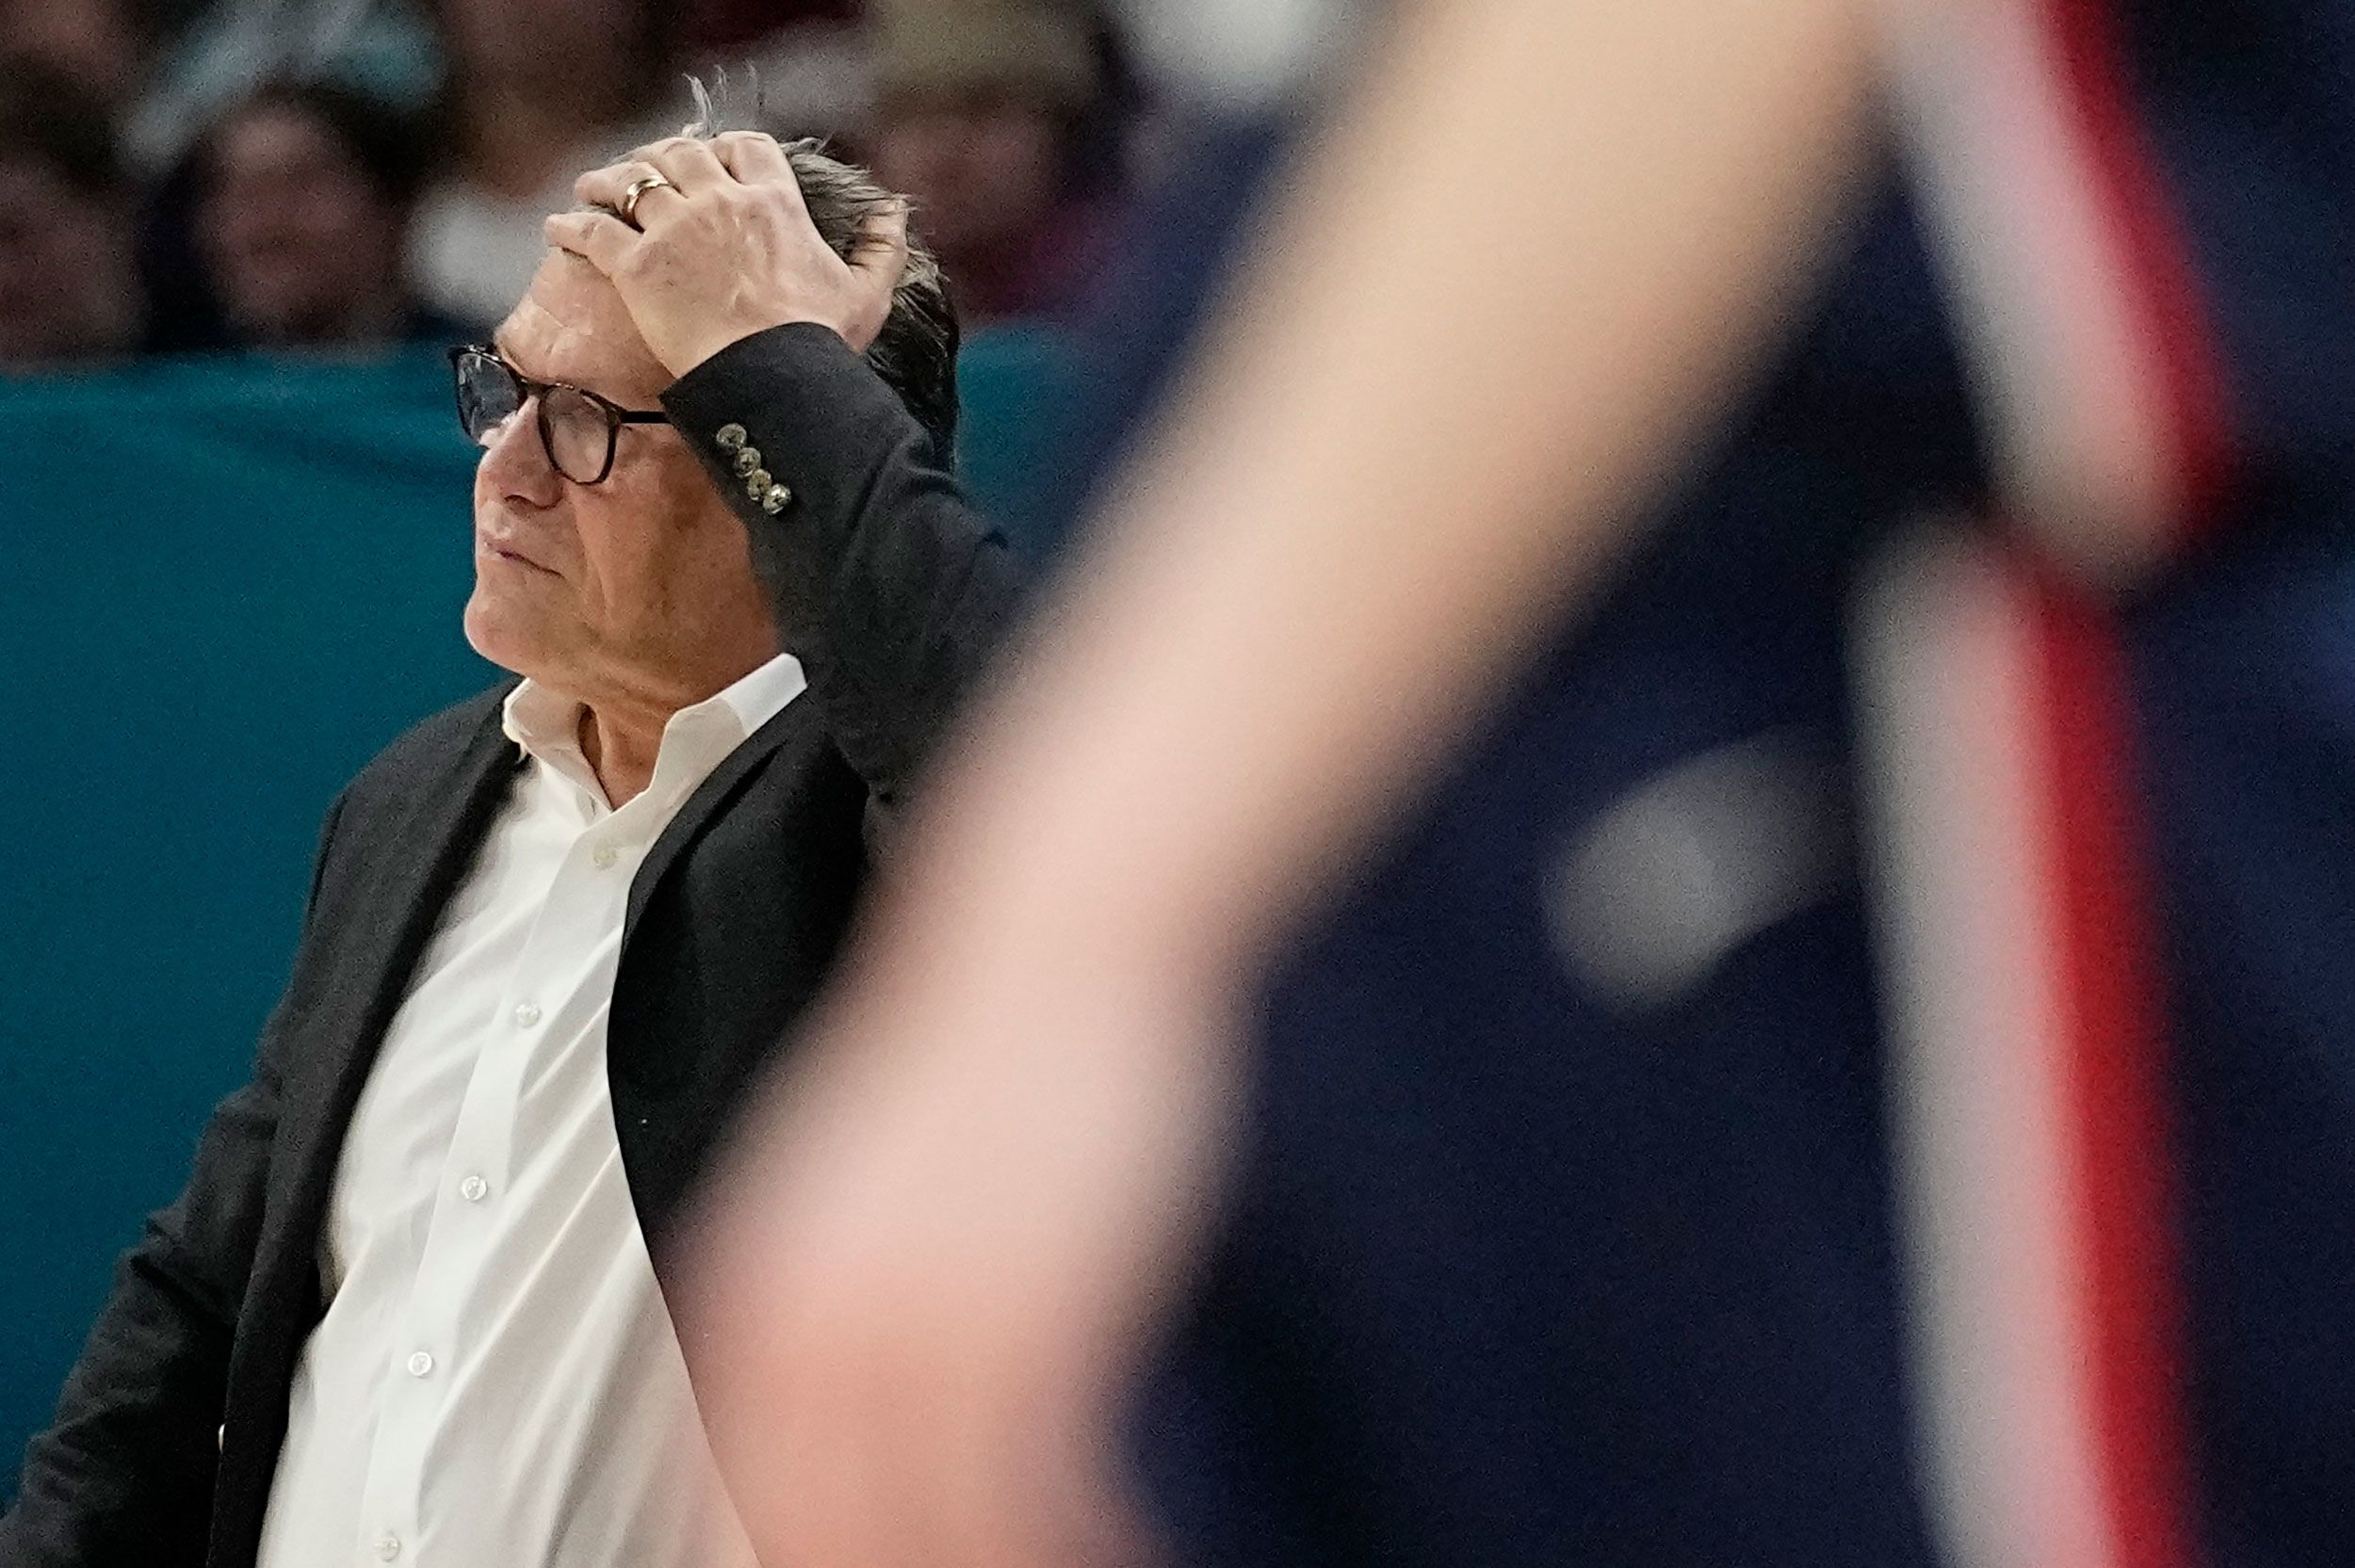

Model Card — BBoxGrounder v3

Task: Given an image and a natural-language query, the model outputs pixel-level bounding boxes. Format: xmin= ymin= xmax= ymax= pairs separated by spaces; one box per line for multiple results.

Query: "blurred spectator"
xmin=0 ymin=0 xmax=187 ymax=115
xmin=1108 ymin=0 xmax=1358 ymax=117
xmin=686 ymin=0 xmax=862 ymax=53
xmin=677 ymin=0 xmax=870 ymax=143
xmin=722 ymin=25 xmax=878 ymax=151
xmin=407 ymin=0 xmax=685 ymax=325
xmin=0 ymin=59 xmax=152 ymax=371
xmin=138 ymin=0 xmax=445 ymax=174
xmin=869 ymin=0 xmax=1137 ymax=325
xmin=192 ymin=79 xmax=475 ymax=349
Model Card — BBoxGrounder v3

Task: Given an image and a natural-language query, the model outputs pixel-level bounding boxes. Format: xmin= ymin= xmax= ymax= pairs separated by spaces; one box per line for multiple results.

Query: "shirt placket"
xmin=349 ymin=782 xmax=642 ymax=1562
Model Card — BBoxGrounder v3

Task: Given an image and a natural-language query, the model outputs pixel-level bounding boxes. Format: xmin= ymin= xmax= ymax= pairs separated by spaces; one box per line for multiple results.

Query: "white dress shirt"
xmin=254 ymin=653 xmax=805 ymax=1568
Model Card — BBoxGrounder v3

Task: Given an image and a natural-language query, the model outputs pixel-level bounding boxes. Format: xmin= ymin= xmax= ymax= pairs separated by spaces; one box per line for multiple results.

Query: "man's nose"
xmin=479 ymin=399 xmax=561 ymax=506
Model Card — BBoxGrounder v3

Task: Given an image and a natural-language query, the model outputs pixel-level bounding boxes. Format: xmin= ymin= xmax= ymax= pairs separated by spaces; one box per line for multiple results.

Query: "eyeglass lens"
xmin=454 ymin=351 xmax=613 ymax=484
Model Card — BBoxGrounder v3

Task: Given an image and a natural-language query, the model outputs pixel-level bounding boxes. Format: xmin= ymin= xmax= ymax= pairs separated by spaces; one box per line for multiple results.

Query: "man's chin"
xmin=462 ymin=593 xmax=546 ymax=678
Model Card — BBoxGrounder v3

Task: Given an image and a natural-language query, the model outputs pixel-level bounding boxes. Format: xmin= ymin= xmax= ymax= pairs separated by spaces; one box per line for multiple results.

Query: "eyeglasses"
xmin=448 ymin=345 xmax=668 ymax=486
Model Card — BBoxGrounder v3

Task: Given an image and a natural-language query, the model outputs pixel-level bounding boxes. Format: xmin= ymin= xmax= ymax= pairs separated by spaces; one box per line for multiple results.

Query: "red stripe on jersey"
xmin=2034 ymin=0 xmax=2235 ymax=532
xmin=2029 ymin=573 xmax=2197 ymax=1568
xmin=1856 ymin=532 xmax=2198 ymax=1568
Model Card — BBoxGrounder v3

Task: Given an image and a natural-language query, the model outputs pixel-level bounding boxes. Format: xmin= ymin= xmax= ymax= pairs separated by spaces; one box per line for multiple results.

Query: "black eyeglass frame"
xmin=447 ymin=344 xmax=670 ymax=486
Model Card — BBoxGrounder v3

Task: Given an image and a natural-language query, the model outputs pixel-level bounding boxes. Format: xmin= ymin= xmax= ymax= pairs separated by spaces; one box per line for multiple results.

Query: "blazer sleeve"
xmin=660 ymin=323 xmax=1023 ymax=838
xmin=0 ymin=794 xmax=345 ymax=1568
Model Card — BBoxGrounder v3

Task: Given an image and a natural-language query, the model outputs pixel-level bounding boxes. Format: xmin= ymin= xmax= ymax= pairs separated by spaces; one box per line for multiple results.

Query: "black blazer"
xmin=0 ymin=323 xmax=1018 ymax=1568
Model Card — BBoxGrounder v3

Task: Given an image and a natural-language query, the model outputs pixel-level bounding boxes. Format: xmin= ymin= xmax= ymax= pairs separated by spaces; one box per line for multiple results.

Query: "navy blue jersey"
xmin=1129 ymin=4 xmax=2355 ymax=1565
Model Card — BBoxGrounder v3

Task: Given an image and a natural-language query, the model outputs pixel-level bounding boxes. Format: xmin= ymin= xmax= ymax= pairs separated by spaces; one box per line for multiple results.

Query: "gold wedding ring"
xmin=618 ymin=171 xmax=674 ymax=227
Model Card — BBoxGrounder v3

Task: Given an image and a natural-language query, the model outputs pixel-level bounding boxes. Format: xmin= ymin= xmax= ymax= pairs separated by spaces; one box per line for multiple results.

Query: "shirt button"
xmin=591 ymin=844 xmax=619 ymax=870
xmin=513 ymin=1001 xmax=542 ymax=1027
xmin=375 ymin=1533 xmax=402 ymax=1561
xmin=406 ymin=1350 xmax=434 ymax=1378
xmin=460 ymin=1174 xmax=489 ymax=1203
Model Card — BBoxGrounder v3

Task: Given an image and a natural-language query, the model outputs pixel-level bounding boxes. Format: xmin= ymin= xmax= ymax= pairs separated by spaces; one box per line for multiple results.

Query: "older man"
xmin=0 ymin=128 xmax=1013 ymax=1568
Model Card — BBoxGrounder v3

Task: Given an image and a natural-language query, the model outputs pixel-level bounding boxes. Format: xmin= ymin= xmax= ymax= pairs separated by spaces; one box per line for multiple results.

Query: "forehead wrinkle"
xmin=500 ymin=253 xmax=670 ymax=404
xmin=493 ymin=289 xmax=593 ymax=386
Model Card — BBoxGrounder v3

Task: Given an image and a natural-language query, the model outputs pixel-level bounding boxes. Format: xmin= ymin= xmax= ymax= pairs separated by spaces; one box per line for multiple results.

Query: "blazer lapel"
xmin=271 ymin=700 xmax=526 ymax=1255
xmin=215 ymin=695 xmax=525 ymax=1568
xmin=623 ymin=694 xmax=816 ymax=945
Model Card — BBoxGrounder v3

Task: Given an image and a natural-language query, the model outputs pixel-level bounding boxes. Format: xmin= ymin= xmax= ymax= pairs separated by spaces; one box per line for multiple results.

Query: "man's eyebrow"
xmin=485 ymin=330 xmax=649 ymax=409
xmin=489 ymin=331 xmax=572 ymax=390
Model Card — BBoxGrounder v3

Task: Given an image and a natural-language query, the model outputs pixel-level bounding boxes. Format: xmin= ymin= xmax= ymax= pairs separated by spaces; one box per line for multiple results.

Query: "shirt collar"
xmin=500 ymin=651 xmax=807 ymax=809
xmin=700 ymin=648 xmax=808 ymax=737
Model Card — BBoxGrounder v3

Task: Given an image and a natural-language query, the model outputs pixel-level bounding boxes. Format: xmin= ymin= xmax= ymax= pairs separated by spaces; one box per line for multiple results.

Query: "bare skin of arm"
xmin=682 ymin=1 xmax=1881 ymax=1563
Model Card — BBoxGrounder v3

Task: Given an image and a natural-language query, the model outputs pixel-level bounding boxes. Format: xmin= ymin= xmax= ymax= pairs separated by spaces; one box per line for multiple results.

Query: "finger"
xmin=848 ymin=202 xmax=912 ymax=288
xmin=574 ymin=159 xmax=682 ymax=222
xmin=543 ymin=207 xmax=640 ymax=278
xmin=711 ymin=129 xmax=794 ymax=185
xmin=638 ymin=134 xmax=731 ymax=194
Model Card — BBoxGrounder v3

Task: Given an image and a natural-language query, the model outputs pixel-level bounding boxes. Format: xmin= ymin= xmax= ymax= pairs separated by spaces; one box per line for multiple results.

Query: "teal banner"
xmin=0 ymin=348 xmax=496 ymax=1487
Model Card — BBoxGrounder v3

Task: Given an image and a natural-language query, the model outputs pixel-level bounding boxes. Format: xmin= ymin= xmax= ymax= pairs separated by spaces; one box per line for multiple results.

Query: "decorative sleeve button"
xmin=760 ymin=483 xmax=793 ymax=515
xmin=715 ymin=423 xmax=747 ymax=453
xmin=731 ymin=445 xmax=764 ymax=477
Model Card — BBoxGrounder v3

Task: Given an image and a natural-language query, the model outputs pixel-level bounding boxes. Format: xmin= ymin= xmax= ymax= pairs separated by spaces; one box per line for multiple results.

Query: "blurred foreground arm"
xmin=689 ymin=0 xmax=1877 ymax=1562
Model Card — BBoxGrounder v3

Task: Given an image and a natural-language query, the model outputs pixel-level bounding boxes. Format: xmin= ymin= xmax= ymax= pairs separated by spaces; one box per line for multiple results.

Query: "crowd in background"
xmin=0 ymin=0 xmax=1161 ymax=371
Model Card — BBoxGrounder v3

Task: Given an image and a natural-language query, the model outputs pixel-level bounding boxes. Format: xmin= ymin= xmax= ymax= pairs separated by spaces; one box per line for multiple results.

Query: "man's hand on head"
xmin=547 ymin=133 xmax=909 ymax=380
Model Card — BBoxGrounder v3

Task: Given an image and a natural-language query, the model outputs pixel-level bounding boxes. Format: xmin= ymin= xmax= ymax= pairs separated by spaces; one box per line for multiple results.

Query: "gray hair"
xmin=653 ymin=71 xmax=961 ymax=458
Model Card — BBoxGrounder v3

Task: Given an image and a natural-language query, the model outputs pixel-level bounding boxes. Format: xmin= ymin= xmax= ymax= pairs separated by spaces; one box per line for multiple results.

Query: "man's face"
xmin=200 ymin=104 xmax=406 ymax=344
xmin=463 ymin=251 xmax=776 ymax=710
